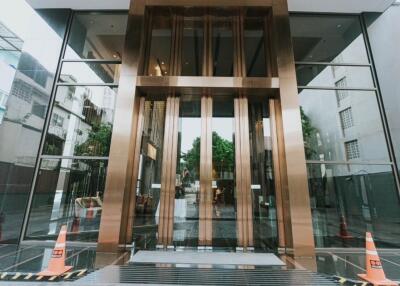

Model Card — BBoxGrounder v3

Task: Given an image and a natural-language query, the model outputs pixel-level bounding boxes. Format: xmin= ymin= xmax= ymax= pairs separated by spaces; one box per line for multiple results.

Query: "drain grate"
xmin=78 ymin=264 xmax=339 ymax=285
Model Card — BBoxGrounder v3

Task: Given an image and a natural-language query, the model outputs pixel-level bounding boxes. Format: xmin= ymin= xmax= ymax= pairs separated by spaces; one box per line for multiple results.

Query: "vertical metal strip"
xmin=126 ymin=97 xmax=146 ymax=243
xmin=269 ymin=99 xmax=286 ymax=248
xmin=19 ymin=10 xmax=74 ymax=244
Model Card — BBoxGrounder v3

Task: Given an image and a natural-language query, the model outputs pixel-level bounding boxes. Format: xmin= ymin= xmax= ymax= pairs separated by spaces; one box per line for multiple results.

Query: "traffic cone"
xmin=38 ymin=225 xmax=73 ymax=276
xmin=358 ymin=232 xmax=398 ymax=286
xmin=337 ymin=215 xmax=353 ymax=239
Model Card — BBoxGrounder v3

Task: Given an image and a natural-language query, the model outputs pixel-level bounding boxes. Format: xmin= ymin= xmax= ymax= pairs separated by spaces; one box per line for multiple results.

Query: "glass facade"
xmin=291 ymin=14 xmax=400 ymax=248
xmin=0 ymin=4 xmax=70 ymax=243
xmin=0 ymin=3 xmax=398 ymax=269
xmin=25 ymin=11 xmax=127 ymax=242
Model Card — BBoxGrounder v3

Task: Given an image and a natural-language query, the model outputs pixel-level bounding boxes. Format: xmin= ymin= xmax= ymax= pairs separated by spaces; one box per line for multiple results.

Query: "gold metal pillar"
xmin=271 ymin=0 xmax=316 ymax=260
xmin=96 ymin=1 xmax=145 ymax=252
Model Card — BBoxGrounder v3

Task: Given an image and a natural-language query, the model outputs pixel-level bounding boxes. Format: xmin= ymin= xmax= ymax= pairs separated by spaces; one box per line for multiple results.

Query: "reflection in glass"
xmin=147 ymin=9 xmax=172 ymax=76
xmin=181 ymin=17 xmax=204 ymax=76
xmin=308 ymin=163 xmax=400 ymax=248
xmin=296 ymin=65 xmax=374 ymax=88
xmin=290 ymin=15 xmax=369 ymax=63
xmin=60 ymin=62 xmax=120 ymax=84
xmin=244 ymin=12 xmax=267 ymax=77
xmin=173 ymin=95 xmax=201 ymax=247
xmin=299 ymin=90 xmax=389 ymax=162
xmin=248 ymin=100 xmax=278 ymax=251
xmin=0 ymin=7 xmax=70 ymax=243
xmin=26 ymin=159 xmax=108 ymax=242
xmin=212 ymin=16 xmax=234 ymax=76
xmin=43 ymin=86 xmax=116 ymax=157
xmin=65 ymin=13 xmax=128 ymax=60
xmin=133 ymin=99 xmax=166 ymax=249
xmin=212 ymin=98 xmax=236 ymax=247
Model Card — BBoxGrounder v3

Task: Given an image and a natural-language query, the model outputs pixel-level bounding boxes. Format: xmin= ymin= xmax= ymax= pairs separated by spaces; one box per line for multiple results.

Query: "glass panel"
xmin=26 ymin=158 xmax=108 ymax=242
xmin=212 ymin=15 xmax=234 ymax=76
xmin=43 ymin=86 xmax=117 ymax=157
xmin=60 ymin=62 xmax=120 ymax=84
xmin=244 ymin=12 xmax=267 ymax=77
xmin=0 ymin=7 xmax=69 ymax=243
xmin=173 ymin=95 xmax=201 ymax=247
xmin=296 ymin=65 xmax=374 ymax=88
xmin=181 ymin=17 xmax=204 ymax=76
xmin=65 ymin=13 xmax=128 ymax=60
xmin=299 ymin=90 xmax=390 ymax=162
xmin=366 ymin=9 xmax=400 ymax=178
xmin=133 ymin=98 xmax=166 ymax=250
xmin=290 ymin=15 xmax=369 ymax=64
xmin=147 ymin=9 xmax=172 ymax=76
xmin=212 ymin=97 xmax=236 ymax=248
xmin=307 ymin=163 xmax=400 ymax=248
xmin=248 ymin=99 xmax=278 ymax=251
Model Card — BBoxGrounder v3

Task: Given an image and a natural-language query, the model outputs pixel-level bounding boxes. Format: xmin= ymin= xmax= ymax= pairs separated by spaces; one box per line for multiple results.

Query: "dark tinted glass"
xmin=147 ymin=9 xmax=172 ymax=76
xmin=212 ymin=16 xmax=234 ymax=76
xmin=290 ymin=15 xmax=369 ymax=63
xmin=60 ymin=62 xmax=120 ymax=84
xmin=65 ymin=13 xmax=128 ymax=60
xmin=296 ymin=65 xmax=374 ymax=88
xmin=244 ymin=13 xmax=267 ymax=77
xmin=181 ymin=17 xmax=204 ymax=76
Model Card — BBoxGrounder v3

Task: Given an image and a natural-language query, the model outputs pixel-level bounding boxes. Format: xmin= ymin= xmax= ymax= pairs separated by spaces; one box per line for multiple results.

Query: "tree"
xmin=182 ymin=131 xmax=234 ymax=177
xmin=300 ymin=107 xmax=318 ymax=159
xmin=75 ymin=123 xmax=112 ymax=156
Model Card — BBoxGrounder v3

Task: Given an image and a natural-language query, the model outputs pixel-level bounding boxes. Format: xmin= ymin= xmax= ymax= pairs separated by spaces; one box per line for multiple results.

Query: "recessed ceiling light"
xmin=337 ymin=24 xmax=342 ymax=28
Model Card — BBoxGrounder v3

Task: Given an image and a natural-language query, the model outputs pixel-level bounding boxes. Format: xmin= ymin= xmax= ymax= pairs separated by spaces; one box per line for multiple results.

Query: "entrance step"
xmin=130 ymin=250 xmax=285 ymax=266
xmin=77 ymin=264 xmax=339 ymax=285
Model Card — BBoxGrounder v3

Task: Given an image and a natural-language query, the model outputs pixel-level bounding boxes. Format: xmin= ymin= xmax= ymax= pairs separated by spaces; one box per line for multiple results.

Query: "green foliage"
xmin=75 ymin=123 xmax=112 ymax=156
xmin=182 ymin=132 xmax=234 ymax=176
xmin=300 ymin=107 xmax=318 ymax=159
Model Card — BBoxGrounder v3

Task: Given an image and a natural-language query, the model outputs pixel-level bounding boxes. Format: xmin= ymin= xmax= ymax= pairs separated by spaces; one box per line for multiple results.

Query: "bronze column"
xmin=272 ymin=0 xmax=316 ymax=263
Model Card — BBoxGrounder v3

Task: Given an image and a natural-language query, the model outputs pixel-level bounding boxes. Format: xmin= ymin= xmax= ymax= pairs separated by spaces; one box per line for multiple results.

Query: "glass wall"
xmin=365 ymin=4 xmax=400 ymax=178
xmin=248 ymin=99 xmax=278 ymax=251
xmin=0 ymin=2 xmax=70 ymax=243
xmin=291 ymin=14 xmax=400 ymax=248
xmin=26 ymin=12 xmax=127 ymax=242
xmin=173 ymin=95 xmax=201 ymax=247
xmin=133 ymin=98 xmax=166 ymax=249
xmin=212 ymin=97 xmax=236 ymax=248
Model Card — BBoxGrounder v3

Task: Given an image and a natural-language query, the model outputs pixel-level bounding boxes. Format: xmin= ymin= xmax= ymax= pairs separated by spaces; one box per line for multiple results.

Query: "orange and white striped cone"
xmin=38 ymin=225 xmax=73 ymax=276
xmin=358 ymin=232 xmax=398 ymax=286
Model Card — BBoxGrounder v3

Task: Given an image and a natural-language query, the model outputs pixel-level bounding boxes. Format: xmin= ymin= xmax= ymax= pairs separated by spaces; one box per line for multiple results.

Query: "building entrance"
xmin=127 ymin=7 xmax=280 ymax=252
xmin=132 ymin=94 xmax=279 ymax=252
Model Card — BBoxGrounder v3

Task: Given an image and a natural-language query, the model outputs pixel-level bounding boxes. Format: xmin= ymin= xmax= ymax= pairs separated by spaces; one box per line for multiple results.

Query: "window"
xmin=339 ymin=107 xmax=354 ymax=130
xmin=345 ymin=140 xmax=360 ymax=159
xmin=335 ymin=78 xmax=348 ymax=106
xmin=51 ymin=113 xmax=64 ymax=127
xmin=31 ymin=101 xmax=46 ymax=118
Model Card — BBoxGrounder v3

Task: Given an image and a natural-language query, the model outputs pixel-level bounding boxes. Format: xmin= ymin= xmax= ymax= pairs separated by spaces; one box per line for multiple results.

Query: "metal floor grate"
xmin=77 ymin=264 xmax=339 ymax=285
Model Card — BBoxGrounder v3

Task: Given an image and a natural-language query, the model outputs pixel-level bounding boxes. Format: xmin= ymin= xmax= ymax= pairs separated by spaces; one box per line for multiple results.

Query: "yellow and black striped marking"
xmin=332 ymin=275 xmax=372 ymax=286
xmin=0 ymin=269 xmax=88 ymax=282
